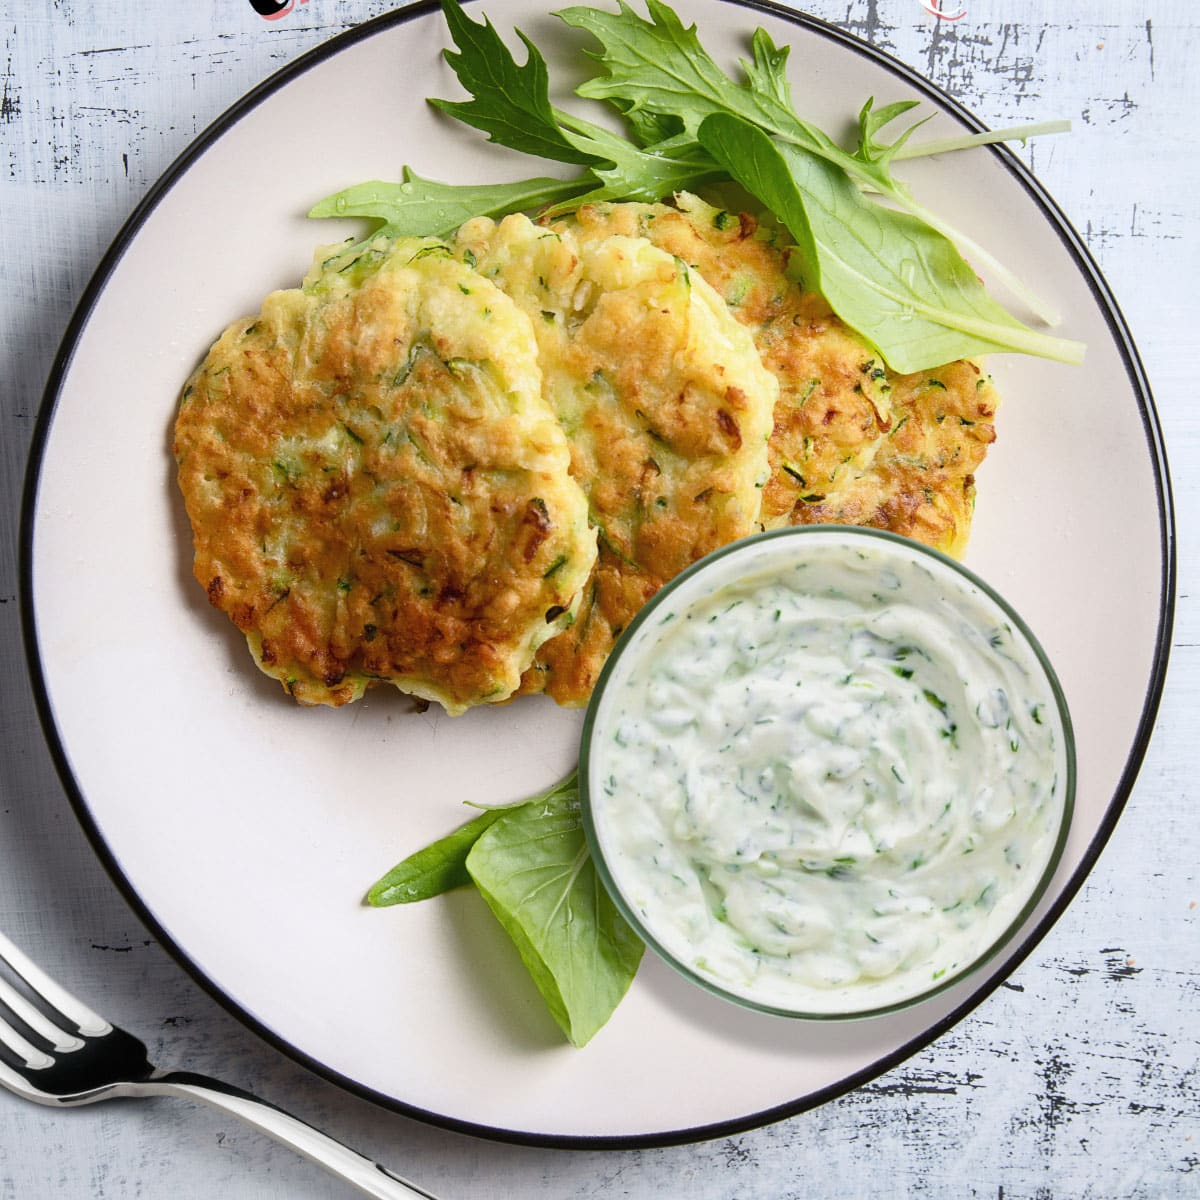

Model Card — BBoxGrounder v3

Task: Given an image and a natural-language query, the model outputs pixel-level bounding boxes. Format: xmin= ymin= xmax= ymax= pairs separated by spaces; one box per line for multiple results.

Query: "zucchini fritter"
xmin=173 ymin=237 xmax=596 ymax=712
xmin=453 ymin=214 xmax=777 ymax=705
xmin=568 ymin=194 xmax=999 ymax=558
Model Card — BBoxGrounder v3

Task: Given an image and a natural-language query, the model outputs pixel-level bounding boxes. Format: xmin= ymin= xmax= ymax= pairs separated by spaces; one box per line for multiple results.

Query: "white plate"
xmin=22 ymin=0 xmax=1173 ymax=1145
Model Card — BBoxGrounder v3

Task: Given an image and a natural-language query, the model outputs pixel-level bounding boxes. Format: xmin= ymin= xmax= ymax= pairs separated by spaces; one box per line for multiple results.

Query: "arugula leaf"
xmin=560 ymin=0 xmax=837 ymax=158
xmin=433 ymin=0 xmax=603 ymax=166
xmin=310 ymin=0 xmax=706 ymax=244
xmin=741 ymin=27 xmax=794 ymax=111
xmin=852 ymin=97 xmax=930 ymax=167
xmin=698 ymin=113 xmax=1085 ymax=370
xmin=435 ymin=0 xmax=721 ymax=207
xmin=307 ymin=170 xmax=587 ymax=241
xmin=561 ymin=1 xmax=977 ymax=204
xmin=366 ymin=808 xmax=505 ymax=905
xmin=545 ymin=121 xmax=720 ymax=208
xmin=309 ymin=0 xmax=726 ymax=238
xmin=466 ymin=774 xmax=643 ymax=1047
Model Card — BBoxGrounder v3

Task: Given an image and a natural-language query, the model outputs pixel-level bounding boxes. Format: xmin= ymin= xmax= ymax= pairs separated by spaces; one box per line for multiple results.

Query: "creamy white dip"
xmin=584 ymin=530 xmax=1071 ymax=1015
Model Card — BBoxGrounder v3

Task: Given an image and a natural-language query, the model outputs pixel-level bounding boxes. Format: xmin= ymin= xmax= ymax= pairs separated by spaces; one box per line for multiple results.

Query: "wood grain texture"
xmin=0 ymin=1 xmax=1196 ymax=1196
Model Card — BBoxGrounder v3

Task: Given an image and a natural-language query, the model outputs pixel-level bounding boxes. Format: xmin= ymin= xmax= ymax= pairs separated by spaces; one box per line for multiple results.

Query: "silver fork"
xmin=0 ymin=930 xmax=442 ymax=1199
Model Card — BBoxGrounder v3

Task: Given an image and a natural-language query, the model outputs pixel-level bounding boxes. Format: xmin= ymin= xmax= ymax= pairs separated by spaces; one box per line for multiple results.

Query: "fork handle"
xmin=133 ymin=1072 xmax=442 ymax=1199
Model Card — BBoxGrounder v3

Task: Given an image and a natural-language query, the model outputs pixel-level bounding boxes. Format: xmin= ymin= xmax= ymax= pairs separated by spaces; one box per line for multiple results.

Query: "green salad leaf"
xmin=366 ymin=774 xmax=577 ymax=905
xmin=559 ymin=0 xmax=1077 ymax=333
xmin=432 ymin=0 xmax=605 ymax=167
xmin=308 ymin=170 xmax=586 ymax=242
xmin=466 ymin=774 xmax=643 ymax=1048
xmin=852 ymin=97 xmax=930 ymax=167
xmin=366 ymin=808 xmax=506 ymax=905
xmin=697 ymin=113 xmax=1077 ymax=372
xmin=741 ymin=27 xmax=795 ymax=111
xmin=310 ymin=0 xmax=1081 ymax=371
xmin=562 ymin=0 xmax=812 ymax=146
xmin=366 ymin=773 xmax=643 ymax=1047
xmin=434 ymin=0 xmax=723 ymax=207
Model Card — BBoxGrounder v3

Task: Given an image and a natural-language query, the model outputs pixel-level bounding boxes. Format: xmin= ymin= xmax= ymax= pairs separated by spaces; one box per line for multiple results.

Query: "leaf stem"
xmin=892 ymin=119 xmax=1072 ymax=162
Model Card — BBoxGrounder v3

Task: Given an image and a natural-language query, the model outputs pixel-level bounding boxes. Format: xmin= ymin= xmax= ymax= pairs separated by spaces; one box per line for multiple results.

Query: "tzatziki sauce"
xmin=583 ymin=528 xmax=1072 ymax=1016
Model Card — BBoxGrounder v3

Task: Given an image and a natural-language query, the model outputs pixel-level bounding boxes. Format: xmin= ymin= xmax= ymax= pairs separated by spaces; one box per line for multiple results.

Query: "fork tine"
xmin=0 ymin=931 xmax=110 ymax=1038
xmin=0 ymin=1006 xmax=55 ymax=1070
xmin=0 ymin=973 xmax=85 ymax=1053
xmin=0 ymin=1056 xmax=45 ymax=1095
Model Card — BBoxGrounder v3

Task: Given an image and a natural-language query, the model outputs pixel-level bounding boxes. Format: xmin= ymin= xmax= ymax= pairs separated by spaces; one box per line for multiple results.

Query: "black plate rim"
xmin=19 ymin=0 xmax=1176 ymax=1150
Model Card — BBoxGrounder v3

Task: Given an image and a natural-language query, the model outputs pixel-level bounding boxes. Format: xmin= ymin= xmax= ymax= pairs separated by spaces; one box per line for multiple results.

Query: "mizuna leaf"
xmin=559 ymin=0 xmax=838 ymax=160
xmin=315 ymin=0 xmax=1083 ymax=375
xmin=852 ymin=97 xmax=930 ymax=167
xmin=741 ymin=28 xmax=794 ymax=111
xmin=433 ymin=0 xmax=604 ymax=166
xmin=308 ymin=170 xmax=587 ymax=241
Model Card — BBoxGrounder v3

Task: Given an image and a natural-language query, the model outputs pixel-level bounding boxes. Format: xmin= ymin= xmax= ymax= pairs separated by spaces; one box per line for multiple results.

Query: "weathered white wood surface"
xmin=0 ymin=1 xmax=1196 ymax=1196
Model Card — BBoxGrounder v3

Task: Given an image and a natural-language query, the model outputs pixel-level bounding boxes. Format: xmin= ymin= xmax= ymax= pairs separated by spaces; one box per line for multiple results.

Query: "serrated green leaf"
xmin=560 ymin=0 xmax=813 ymax=146
xmin=434 ymin=0 xmax=603 ymax=166
xmin=741 ymin=28 xmax=793 ymax=110
xmin=548 ymin=130 xmax=721 ymax=209
xmin=308 ymin=170 xmax=587 ymax=242
xmin=316 ymin=0 xmax=1081 ymax=374
xmin=852 ymin=97 xmax=929 ymax=167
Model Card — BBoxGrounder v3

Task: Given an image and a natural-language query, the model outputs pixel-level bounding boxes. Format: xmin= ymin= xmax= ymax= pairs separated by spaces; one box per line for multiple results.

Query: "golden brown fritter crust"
xmin=173 ymin=237 xmax=595 ymax=712
xmin=791 ymin=358 xmax=997 ymax=557
xmin=453 ymin=215 xmax=777 ymax=704
xmin=569 ymin=195 xmax=998 ymax=558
